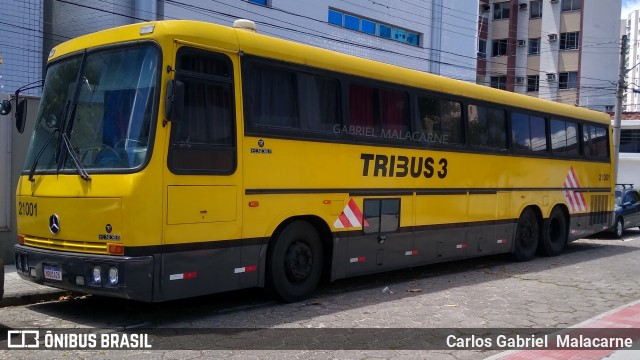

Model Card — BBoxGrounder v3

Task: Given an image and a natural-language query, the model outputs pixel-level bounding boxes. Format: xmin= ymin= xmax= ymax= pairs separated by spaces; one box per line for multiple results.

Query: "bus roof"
xmin=49 ymin=19 xmax=610 ymax=125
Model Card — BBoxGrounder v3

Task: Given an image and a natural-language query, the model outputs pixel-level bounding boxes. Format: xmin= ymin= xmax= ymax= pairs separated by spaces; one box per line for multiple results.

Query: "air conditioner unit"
xmin=547 ymin=73 xmax=556 ymax=81
xmin=519 ymin=3 xmax=528 ymax=10
xmin=548 ymin=33 xmax=558 ymax=41
xmin=550 ymin=0 xmax=558 ymax=3
xmin=517 ymin=39 xmax=526 ymax=46
xmin=516 ymin=77 xmax=525 ymax=84
xmin=482 ymin=4 xmax=490 ymax=11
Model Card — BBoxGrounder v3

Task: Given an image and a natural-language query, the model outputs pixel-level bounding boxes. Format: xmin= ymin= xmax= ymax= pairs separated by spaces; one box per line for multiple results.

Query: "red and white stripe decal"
xmin=497 ymin=239 xmax=506 ymax=244
xmin=169 ymin=272 xmax=197 ymax=280
xmin=234 ymin=265 xmax=257 ymax=274
xmin=405 ymin=250 xmax=419 ymax=256
xmin=563 ymin=166 xmax=587 ymax=212
xmin=456 ymin=243 xmax=468 ymax=249
xmin=349 ymin=256 xmax=366 ymax=263
xmin=334 ymin=198 xmax=370 ymax=229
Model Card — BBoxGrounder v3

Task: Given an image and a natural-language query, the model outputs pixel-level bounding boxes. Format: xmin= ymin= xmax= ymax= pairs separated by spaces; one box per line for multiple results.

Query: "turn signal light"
xmin=17 ymin=234 xmax=25 ymax=244
xmin=108 ymin=243 xmax=124 ymax=255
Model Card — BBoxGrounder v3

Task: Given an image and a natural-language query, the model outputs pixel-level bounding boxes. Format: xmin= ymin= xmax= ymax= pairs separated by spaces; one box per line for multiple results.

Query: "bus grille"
xmin=589 ymin=194 xmax=611 ymax=226
xmin=23 ymin=236 xmax=109 ymax=255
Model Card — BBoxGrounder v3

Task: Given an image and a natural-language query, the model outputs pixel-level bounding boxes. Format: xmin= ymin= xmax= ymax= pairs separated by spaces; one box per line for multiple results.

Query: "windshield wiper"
xmin=61 ymin=132 xmax=91 ymax=181
xmin=28 ymin=128 xmax=59 ymax=182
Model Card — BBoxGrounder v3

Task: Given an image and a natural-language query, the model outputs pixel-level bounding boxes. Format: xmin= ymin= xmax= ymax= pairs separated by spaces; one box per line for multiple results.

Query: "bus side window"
xmin=584 ymin=124 xmax=609 ymax=158
xmin=468 ymin=104 xmax=507 ymax=150
xmin=168 ymin=48 xmax=235 ymax=174
xmin=550 ymin=118 xmax=579 ymax=156
xmin=511 ymin=112 xmax=547 ymax=152
xmin=416 ymin=96 xmax=463 ymax=145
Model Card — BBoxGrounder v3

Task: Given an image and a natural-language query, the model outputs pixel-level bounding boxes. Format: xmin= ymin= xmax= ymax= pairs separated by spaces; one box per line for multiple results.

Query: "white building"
xmin=46 ymin=0 xmax=479 ymax=81
xmin=626 ymin=10 xmax=640 ymax=112
xmin=479 ymin=0 xmax=620 ymax=112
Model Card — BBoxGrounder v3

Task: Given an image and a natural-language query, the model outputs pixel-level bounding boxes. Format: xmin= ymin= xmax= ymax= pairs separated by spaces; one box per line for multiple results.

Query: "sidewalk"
xmin=0 ymin=264 xmax=69 ymax=307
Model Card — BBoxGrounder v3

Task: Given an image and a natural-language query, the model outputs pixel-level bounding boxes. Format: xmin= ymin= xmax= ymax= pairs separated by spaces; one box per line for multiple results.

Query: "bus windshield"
xmin=24 ymin=44 xmax=158 ymax=175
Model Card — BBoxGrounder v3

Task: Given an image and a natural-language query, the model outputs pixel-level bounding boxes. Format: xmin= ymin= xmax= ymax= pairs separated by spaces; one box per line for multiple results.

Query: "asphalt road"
xmin=0 ymin=230 xmax=638 ymax=359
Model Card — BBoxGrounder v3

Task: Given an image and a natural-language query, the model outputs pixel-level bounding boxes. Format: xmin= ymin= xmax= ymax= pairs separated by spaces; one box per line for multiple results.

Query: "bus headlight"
xmin=92 ymin=265 xmax=102 ymax=284
xmin=108 ymin=267 xmax=118 ymax=285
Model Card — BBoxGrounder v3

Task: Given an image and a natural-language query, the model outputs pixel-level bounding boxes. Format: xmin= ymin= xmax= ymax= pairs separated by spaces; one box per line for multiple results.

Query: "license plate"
xmin=43 ymin=265 xmax=62 ymax=281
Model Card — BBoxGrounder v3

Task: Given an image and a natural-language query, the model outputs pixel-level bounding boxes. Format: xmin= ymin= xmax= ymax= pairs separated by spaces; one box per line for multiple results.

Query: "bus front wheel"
xmin=540 ymin=207 xmax=567 ymax=256
xmin=513 ymin=208 xmax=539 ymax=261
xmin=266 ymin=220 xmax=323 ymax=302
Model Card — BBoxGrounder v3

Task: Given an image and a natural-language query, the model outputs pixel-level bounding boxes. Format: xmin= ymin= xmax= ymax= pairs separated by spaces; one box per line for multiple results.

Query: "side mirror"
xmin=15 ymin=99 xmax=27 ymax=134
xmin=164 ymin=79 xmax=184 ymax=126
xmin=0 ymin=100 xmax=11 ymax=116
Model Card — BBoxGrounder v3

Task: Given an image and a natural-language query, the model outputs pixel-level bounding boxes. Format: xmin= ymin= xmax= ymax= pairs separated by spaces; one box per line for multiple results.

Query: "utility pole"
xmin=613 ymin=34 xmax=628 ymax=184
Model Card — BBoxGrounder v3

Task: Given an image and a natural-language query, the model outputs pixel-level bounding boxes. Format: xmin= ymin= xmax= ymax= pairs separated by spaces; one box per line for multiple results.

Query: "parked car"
xmin=612 ymin=184 xmax=640 ymax=237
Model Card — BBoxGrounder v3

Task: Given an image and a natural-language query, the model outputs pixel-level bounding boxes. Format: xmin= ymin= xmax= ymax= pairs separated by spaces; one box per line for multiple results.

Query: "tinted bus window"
xmin=170 ymin=49 xmax=235 ymax=173
xmin=511 ymin=112 xmax=547 ymax=152
xmin=551 ymin=118 xmax=579 ymax=155
xmin=584 ymin=124 xmax=609 ymax=158
xmin=247 ymin=63 xmax=341 ymax=134
xmin=417 ymin=96 xmax=464 ymax=145
xmin=250 ymin=66 xmax=299 ymax=129
xmin=348 ymin=83 xmax=409 ymax=140
xmin=468 ymin=104 xmax=507 ymax=150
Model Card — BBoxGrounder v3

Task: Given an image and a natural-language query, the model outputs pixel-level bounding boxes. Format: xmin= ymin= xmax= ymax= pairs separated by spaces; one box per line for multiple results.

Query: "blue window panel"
xmin=361 ymin=19 xmax=375 ymax=34
xmin=344 ymin=14 xmax=360 ymax=31
xmin=392 ymin=28 xmax=407 ymax=42
xmin=379 ymin=24 xmax=391 ymax=38
xmin=248 ymin=0 xmax=267 ymax=5
xmin=328 ymin=10 xmax=342 ymax=26
xmin=406 ymin=32 xmax=419 ymax=46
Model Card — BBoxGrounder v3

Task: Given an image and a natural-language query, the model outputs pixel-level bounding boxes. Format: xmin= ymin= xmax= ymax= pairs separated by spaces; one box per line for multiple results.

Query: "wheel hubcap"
xmin=285 ymin=240 xmax=313 ymax=283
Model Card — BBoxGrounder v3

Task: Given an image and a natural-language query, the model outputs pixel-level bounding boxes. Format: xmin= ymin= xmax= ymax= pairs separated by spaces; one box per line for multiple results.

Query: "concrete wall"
xmin=0 ymin=0 xmax=43 ymax=96
xmin=43 ymin=0 xmax=478 ymax=82
xmin=0 ymin=95 xmax=39 ymax=264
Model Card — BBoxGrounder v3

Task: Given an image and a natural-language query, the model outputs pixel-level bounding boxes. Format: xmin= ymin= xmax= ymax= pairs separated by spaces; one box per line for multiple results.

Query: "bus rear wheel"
xmin=266 ymin=220 xmax=323 ymax=302
xmin=513 ymin=208 xmax=539 ymax=261
xmin=540 ymin=207 xmax=567 ymax=256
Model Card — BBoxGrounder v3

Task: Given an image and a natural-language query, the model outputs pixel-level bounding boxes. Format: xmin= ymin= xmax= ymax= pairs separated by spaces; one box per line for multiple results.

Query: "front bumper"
xmin=14 ymin=244 xmax=154 ymax=302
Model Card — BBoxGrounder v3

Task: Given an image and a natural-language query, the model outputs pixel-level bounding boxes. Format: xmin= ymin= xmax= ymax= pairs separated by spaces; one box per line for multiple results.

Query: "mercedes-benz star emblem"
xmin=49 ymin=214 xmax=60 ymax=235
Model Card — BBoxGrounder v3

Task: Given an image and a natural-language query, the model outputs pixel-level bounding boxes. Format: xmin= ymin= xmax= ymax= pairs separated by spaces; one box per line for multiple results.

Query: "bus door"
xmin=162 ymin=46 xmax=246 ymax=299
xmin=345 ymin=197 xmax=414 ymax=276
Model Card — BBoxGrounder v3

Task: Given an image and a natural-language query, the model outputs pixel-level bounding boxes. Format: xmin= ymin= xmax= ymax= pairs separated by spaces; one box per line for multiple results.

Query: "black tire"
xmin=540 ymin=207 xmax=567 ymax=256
xmin=266 ymin=220 xmax=323 ymax=302
xmin=614 ymin=217 xmax=624 ymax=238
xmin=513 ymin=207 xmax=539 ymax=261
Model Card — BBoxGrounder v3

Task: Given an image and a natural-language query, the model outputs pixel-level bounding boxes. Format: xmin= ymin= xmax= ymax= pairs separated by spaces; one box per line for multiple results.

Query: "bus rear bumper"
xmin=14 ymin=244 xmax=154 ymax=302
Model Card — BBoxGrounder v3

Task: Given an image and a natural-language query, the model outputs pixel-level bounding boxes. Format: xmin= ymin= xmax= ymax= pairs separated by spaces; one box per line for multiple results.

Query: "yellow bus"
xmin=13 ymin=19 xmax=613 ymax=302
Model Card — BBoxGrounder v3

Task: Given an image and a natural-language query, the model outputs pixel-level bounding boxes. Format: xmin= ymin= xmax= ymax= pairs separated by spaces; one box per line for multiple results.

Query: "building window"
xmin=248 ymin=0 xmax=268 ymax=5
xmin=527 ymin=75 xmax=540 ymax=92
xmin=561 ymin=0 xmax=581 ymax=11
xmin=328 ymin=9 xmax=420 ymax=46
xmin=493 ymin=2 xmax=510 ymax=20
xmin=328 ymin=9 xmax=342 ymax=26
xmin=560 ymin=32 xmax=580 ymax=50
xmin=530 ymin=1 xmax=542 ymax=19
xmin=490 ymin=75 xmax=507 ymax=90
xmin=492 ymin=39 xmax=508 ymax=56
xmin=528 ymin=38 xmax=541 ymax=55
xmin=558 ymin=72 xmax=578 ymax=89
xmin=478 ymin=39 xmax=487 ymax=58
